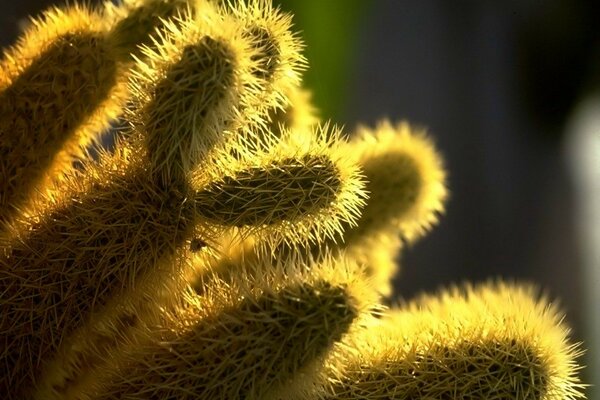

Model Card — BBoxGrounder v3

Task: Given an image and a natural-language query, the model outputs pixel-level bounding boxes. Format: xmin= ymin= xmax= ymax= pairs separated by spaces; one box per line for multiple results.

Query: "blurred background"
xmin=2 ymin=0 xmax=599 ymax=396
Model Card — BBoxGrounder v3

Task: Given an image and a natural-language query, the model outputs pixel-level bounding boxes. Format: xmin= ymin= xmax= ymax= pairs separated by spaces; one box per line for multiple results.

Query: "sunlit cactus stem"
xmin=274 ymin=120 xmax=447 ymax=295
xmin=0 ymin=0 xmax=588 ymax=399
xmin=344 ymin=120 xmax=447 ymax=244
xmin=337 ymin=121 xmax=447 ymax=294
xmin=227 ymin=0 xmax=306 ymax=114
xmin=105 ymin=0 xmax=194 ymax=59
xmin=193 ymin=124 xmax=366 ymax=248
xmin=301 ymin=282 xmax=585 ymax=400
xmin=0 ymin=4 xmax=324 ymax=397
xmin=88 ymin=254 xmax=376 ymax=400
xmin=0 ymin=5 xmax=127 ymax=227
xmin=126 ymin=5 xmax=268 ymax=183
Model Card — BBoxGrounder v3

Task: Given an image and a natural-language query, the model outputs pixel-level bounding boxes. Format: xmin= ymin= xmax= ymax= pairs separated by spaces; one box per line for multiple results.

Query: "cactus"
xmin=0 ymin=5 xmax=128 ymax=226
xmin=295 ymin=281 xmax=584 ymax=399
xmin=0 ymin=1 xmax=586 ymax=399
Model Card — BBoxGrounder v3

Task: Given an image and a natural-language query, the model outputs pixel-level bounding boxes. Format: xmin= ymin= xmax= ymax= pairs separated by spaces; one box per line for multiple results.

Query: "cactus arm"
xmin=306 ymin=281 xmax=585 ymax=400
xmin=193 ymin=124 xmax=366 ymax=249
xmin=344 ymin=120 xmax=448 ymax=245
xmin=90 ymin=254 xmax=376 ymax=400
xmin=0 ymin=5 xmax=127 ymax=227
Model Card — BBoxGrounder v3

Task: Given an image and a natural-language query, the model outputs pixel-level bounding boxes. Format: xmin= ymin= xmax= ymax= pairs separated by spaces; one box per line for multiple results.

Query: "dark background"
xmin=2 ymin=0 xmax=598 ymax=396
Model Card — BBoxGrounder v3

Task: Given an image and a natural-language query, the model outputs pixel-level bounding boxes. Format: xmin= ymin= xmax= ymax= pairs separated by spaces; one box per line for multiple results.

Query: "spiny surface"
xmin=127 ymin=7 xmax=265 ymax=182
xmin=0 ymin=6 xmax=125 ymax=227
xmin=312 ymin=281 xmax=584 ymax=400
xmin=94 ymin=255 xmax=374 ymax=400
xmin=105 ymin=0 xmax=193 ymax=59
xmin=344 ymin=120 xmax=447 ymax=244
xmin=272 ymin=120 xmax=446 ymax=295
xmin=196 ymin=154 xmax=340 ymax=226
xmin=193 ymin=125 xmax=366 ymax=248
xmin=0 ymin=142 xmax=196 ymax=398
xmin=227 ymin=0 xmax=305 ymax=111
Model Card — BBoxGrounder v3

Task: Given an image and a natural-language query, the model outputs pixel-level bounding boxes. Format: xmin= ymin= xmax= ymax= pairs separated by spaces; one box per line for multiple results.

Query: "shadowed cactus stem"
xmin=126 ymin=6 xmax=264 ymax=182
xmin=228 ymin=0 xmax=306 ymax=109
xmin=345 ymin=120 xmax=448 ymax=244
xmin=338 ymin=120 xmax=447 ymax=294
xmin=0 ymin=140 xmax=196 ymax=397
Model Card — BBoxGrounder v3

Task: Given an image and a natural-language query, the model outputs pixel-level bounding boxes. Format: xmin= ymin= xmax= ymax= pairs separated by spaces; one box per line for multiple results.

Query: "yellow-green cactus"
xmin=193 ymin=124 xmax=365 ymax=248
xmin=125 ymin=5 xmax=264 ymax=181
xmin=0 ymin=5 xmax=128 ymax=226
xmin=0 ymin=1 xmax=586 ymax=400
xmin=105 ymin=0 xmax=194 ymax=59
xmin=297 ymin=282 xmax=584 ymax=399
xmin=90 ymin=254 xmax=377 ymax=400
xmin=270 ymin=120 xmax=448 ymax=295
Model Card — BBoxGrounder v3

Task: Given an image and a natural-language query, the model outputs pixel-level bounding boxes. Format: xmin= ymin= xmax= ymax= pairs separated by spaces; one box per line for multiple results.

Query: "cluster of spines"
xmin=104 ymin=0 xmax=194 ymax=59
xmin=83 ymin=254 xmax=377 ymax=400
xmin=0 ymin=1 xmax=587 ymax=400
xmin=227 ymin=0 xmax=306 ymax=110
xmin=344 ymin=120 xmax=448 ymax=243
xmin=294 ymin=281 xmax=585 ymax=400
xmin=272 ymin=120 xmax=448 ymax=295
xmin=340 ymin=120 xmax=448 ymax=294
xmin=0 ymin=4 xmax=128 ymax=226
xmin=0 ymin=140 xmax=198 ymax=398
xmin=126 ymin=4 xmax=259 ymax=181
xmin=193 ymin=124 xmax=366 ymax=249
